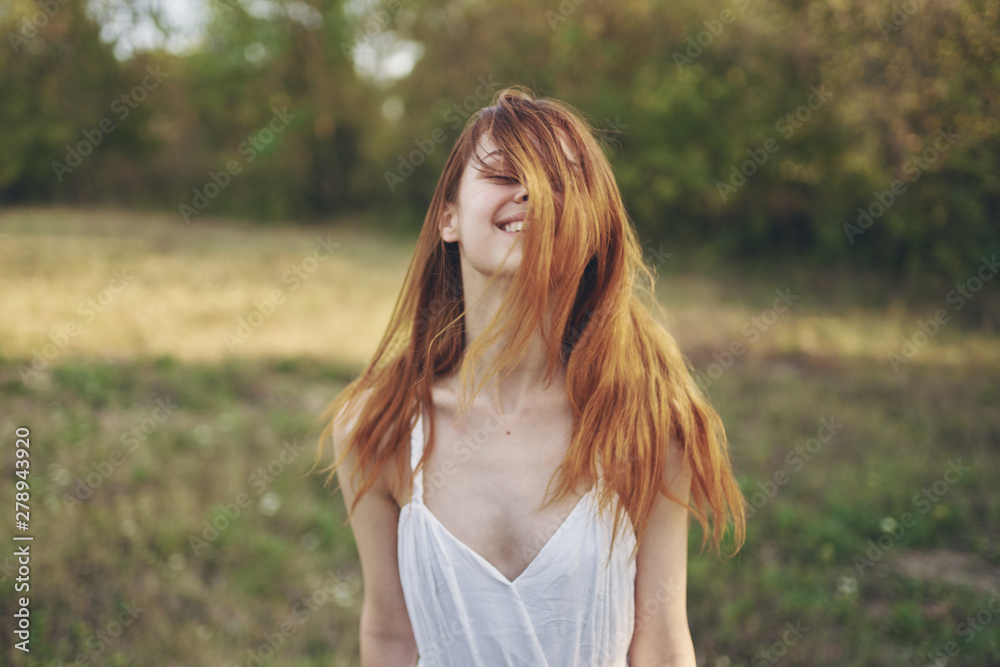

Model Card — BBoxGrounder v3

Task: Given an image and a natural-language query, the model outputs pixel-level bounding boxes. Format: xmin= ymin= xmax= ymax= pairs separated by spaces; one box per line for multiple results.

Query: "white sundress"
xmin=397 ymin=408 xmax=638 ymax=666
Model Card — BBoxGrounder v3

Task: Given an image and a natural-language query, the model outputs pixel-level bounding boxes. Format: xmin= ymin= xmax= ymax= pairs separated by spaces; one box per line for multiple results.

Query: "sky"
xmin=86 ymin=0 xmax=208 ymax=59
xmin=83 ymin=0 xmax=421 ymax=84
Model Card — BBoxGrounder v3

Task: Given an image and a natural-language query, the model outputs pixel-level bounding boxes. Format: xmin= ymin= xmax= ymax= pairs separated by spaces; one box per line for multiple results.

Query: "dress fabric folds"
xmin=397 ymin=409 xmax=637 ymax=666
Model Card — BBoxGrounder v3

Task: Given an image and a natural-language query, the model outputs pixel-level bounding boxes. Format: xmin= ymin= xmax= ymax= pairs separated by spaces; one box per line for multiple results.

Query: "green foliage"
xmin=0 ymin=0 xmax=146 ymax=201
xmin=1 ymin=0 xmax=997 ymax=280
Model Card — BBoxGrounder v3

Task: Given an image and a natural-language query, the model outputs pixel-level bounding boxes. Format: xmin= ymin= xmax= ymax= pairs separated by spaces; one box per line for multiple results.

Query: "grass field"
xmin=1 ymin=207 xmax=998 ymax=666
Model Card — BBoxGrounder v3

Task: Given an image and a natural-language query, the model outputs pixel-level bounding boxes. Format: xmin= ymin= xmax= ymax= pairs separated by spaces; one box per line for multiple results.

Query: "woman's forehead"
xmin=470 ymin=135 xmax=503 ymax=167
xmin=469 ymin=131 xmax=580 ymax=170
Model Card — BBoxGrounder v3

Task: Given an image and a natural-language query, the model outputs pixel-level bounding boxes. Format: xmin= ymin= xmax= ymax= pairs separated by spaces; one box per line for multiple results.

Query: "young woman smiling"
xmin=317 ymin=87 xmax=745 ymax=667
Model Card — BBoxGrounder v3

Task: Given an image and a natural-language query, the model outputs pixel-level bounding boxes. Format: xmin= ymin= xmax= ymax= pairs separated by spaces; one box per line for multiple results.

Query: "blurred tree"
xmin=1 ymin=0 xmax=996 ymax=282
xmin=143 ymin=0 xmax=375 ymax=221
xmin=373 ymin=0 xmax=999 ymax=281
xmin=0 ymin=0 xmax=148 ymax=203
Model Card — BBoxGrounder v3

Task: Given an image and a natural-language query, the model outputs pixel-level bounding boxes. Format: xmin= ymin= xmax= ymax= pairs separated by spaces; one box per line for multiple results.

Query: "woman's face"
xmin=440 ymin=134 xmax=529 ymax=278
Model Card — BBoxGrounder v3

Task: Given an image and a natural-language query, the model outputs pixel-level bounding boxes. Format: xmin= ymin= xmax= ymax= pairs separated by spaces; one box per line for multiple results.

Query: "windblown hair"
xmin=316 ymin=86 xmax=745 ymax=560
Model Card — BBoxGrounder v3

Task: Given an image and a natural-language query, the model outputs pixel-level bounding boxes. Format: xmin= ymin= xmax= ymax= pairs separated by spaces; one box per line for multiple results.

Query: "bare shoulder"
xmin=331 ymin=387 xmax=417 ymax=650
xmin=331 ymin=387 xmax=397 ymax=504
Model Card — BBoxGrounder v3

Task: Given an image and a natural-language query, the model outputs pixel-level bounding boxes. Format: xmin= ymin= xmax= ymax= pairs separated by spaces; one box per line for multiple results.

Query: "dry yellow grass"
xmin=1 ymin=206 xmax=997 ymax=373
xmin=1 ymin=207 xmax=410 ymax=368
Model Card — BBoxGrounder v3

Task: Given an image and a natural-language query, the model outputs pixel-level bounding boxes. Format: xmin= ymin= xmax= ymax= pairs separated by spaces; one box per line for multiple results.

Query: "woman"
xmin=316 ymin=87 xmax=745 ymax=666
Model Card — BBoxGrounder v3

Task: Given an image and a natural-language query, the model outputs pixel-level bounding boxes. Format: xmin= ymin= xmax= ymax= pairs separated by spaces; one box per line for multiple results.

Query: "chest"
xmin=411 ymin=405 xmax=591 ymax=582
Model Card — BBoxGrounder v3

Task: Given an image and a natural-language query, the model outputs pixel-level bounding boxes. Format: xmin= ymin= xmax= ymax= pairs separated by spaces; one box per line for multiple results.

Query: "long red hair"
xmin=316 ymin=86 xmax=745 ymax=559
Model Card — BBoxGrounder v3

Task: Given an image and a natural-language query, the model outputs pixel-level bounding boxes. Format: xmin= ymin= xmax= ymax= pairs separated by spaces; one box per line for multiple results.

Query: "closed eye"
xmin=485 ymin=174 xmax=519 ymax=185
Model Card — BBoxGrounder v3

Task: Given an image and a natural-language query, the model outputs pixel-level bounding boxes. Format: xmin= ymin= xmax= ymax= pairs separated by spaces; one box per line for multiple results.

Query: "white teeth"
xmin=500 ymin=221 xmax=524 ymax=232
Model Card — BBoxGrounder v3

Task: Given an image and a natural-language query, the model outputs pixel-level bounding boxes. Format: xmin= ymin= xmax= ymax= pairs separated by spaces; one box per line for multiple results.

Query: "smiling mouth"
xmin=497 ymin=220 xmax=525 ymax=233
xmin=495 ymin=213 xmax=526 ymax=233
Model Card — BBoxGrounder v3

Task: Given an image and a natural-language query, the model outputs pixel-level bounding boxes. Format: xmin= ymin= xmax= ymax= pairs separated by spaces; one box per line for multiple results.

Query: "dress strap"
xmin=409 ymin=409 xmax=425 ymax=503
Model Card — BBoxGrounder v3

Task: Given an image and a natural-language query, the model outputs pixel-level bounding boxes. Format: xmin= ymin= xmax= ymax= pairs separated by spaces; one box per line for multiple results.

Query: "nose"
xmin=514 ymin=184 xmax=528 ymax=203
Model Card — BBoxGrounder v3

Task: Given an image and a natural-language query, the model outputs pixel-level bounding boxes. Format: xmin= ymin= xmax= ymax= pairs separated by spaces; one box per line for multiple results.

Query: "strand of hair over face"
xmin=314 ymin=87 xmax=746 ymax=564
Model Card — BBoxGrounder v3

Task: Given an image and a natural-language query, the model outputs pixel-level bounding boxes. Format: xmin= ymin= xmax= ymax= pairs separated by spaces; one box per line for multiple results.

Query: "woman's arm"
xmin=628 ymin=436 xmax=696 ymax=667
xmin=333 ymin=407 xmax=418 ymax=667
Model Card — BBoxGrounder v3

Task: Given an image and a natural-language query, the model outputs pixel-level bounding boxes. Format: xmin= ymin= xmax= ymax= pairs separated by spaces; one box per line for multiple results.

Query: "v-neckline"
xmin=403 ymin=405 xmax=595 ymax=586
xmin=414 ymin=486 xmax=595 ymax=586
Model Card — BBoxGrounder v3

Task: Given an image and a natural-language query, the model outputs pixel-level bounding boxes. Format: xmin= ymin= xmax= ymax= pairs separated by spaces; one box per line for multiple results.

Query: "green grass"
xmin=1 ymin=207 xmax=998 ymax=665
xmin=1 ymin=356 xmax=361 ymax=666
